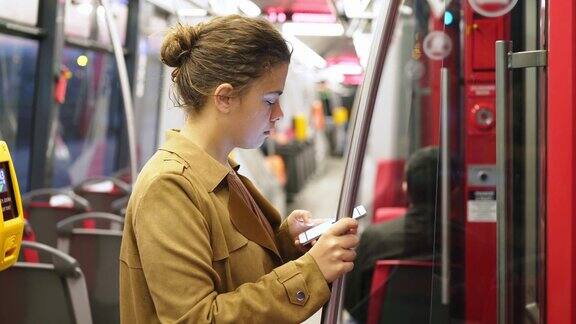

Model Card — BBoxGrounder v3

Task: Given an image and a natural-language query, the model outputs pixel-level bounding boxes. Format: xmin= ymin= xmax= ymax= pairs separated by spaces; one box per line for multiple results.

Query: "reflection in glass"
xmin=0 ymin=34 xmax=39 ymax=191
xmin=52 ymin=47 xmax=122 ymax=187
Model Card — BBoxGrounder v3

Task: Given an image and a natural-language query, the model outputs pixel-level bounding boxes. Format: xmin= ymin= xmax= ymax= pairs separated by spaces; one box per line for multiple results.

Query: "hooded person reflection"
xmin=344 ymin=146 xmax=440 ymax=323
xmin=119 ymin=15 xmax=359 ymax=324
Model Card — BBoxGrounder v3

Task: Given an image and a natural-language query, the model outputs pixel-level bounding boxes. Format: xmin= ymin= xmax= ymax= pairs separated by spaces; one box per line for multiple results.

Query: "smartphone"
xmin=298 ymin=205 xmax=367 ymax=245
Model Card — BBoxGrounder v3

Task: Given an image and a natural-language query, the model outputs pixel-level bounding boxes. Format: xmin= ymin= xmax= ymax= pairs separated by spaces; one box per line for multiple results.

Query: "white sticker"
xmin=423 ymin=31 xmax=453 ymax=61
xmin=468 ymin=0 xmax=519 ymax=18
xmin=467 ymin=190 xmax=497 ymax=222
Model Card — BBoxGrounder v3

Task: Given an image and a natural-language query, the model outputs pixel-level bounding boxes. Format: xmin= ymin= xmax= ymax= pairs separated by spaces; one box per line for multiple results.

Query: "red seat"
xmin=372 ymin=159 xmax=407 ymax=216
xmin=373 ymin=207 xmax=407 ymax=224
xmin=73 ymin=176 xmax=131 ymax=214
xmin=368 ymin=260 xmax=440 ymax=324
xmin=22 ymin=189 xmax=92 ymax=249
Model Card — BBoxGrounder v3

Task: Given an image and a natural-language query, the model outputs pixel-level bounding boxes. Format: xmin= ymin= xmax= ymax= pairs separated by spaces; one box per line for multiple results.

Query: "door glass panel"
xmin=0 ymin=34 xmax=39 ymax=192
xmin=338 ymin=0 xmax=546 ymax=323
xmin=341 ymin=2 xmax=446 ymax=323
xmin=439 ymin=0 xmax=544 ymax=323
xmin=51 ymin=47 xmax=123 ymax=187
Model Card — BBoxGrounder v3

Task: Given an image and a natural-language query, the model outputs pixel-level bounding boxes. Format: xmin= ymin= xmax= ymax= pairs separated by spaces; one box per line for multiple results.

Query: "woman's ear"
xmin=213 ymin=83 xmax=235 ymax=113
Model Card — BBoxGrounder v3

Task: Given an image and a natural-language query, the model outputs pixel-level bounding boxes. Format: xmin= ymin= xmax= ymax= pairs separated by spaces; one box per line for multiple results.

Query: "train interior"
xmin=1 ymin=0 xmax=575 ymax=323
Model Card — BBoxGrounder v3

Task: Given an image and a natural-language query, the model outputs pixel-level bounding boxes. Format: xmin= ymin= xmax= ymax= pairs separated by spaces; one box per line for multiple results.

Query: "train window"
xmin=51 ymin=46 xmax=122 ymax=187
xmin=337 ymin=0 xmax=549 ymax=323
xmin=133 ymin=3 xmax=170 ymax=165
xmin=64 ymin=0 xmax=129 ymax=45
xmin=0 ymin=34 xmax=39 ymax=192
xmin=0 ymin=0 xmax=39 ymax=26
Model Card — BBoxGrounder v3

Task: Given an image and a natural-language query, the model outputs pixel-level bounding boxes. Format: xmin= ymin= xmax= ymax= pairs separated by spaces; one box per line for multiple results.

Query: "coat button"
xmin=295 ymin=290 xmax=306 ymax=302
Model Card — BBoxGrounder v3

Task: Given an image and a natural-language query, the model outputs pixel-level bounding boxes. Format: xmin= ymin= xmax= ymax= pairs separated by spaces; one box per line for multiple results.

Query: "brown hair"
xmin=161 ymin=15 xmax=291 ymax=113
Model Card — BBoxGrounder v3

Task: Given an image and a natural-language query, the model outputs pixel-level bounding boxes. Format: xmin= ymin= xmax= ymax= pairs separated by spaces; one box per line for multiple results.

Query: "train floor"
xmin=287 ymin=155 xmax=345 ymax=324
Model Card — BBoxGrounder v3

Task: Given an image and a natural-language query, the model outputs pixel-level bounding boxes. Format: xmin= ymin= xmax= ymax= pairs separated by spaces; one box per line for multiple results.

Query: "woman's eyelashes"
xmin=263 ymin=94 xmax=280 ymax=107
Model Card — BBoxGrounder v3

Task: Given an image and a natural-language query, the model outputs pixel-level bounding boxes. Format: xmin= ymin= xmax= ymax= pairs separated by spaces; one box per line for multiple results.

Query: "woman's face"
xmin=230 ymin=63 xmax=289 ymax=149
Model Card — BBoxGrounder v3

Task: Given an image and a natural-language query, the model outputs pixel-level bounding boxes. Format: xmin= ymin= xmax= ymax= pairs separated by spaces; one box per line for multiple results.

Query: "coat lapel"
xmin=238 ymin=174 xmax=282 ymax=229
xmin=227 ymin=180 xmax=281 ymax=260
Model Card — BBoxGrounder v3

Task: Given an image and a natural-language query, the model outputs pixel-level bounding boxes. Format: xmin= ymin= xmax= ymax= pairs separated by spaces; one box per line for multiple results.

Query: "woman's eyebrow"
xmin=265 ymin=90 xmax=283 ymax=96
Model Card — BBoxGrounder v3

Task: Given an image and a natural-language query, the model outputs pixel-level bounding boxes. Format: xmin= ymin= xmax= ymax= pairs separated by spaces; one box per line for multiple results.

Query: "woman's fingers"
xmin=327 ymin=218 xmax=358 ymax=236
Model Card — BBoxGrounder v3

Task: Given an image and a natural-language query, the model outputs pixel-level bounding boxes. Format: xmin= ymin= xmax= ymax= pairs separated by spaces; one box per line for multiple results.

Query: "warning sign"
xmin=467 ymin=190 xmax=497 ymax=222
xmin=423 ymin=31 xmax=452 ymax=61
xmin=468 ymin=0 xmax=519 ymax=18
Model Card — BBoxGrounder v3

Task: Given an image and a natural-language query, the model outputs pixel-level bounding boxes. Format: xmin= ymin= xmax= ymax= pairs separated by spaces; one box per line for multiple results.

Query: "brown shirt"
xmin=119 ymin=130 xmax=330 ymax=323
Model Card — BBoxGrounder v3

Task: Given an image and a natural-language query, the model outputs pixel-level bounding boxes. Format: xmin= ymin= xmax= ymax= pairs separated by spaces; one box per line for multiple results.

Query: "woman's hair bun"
xmin=161 ymin=24 xmax=201 ymax=68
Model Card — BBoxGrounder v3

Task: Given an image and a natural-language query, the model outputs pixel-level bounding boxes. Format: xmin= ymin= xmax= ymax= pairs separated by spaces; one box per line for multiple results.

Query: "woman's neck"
xmin=180 ymin=120 xmax=233 ymax=167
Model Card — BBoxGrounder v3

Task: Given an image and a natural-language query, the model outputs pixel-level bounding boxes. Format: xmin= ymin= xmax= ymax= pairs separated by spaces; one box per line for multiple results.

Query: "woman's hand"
xmin=308 ymin=218 xmax=359 ymax=283
xmin=285 ymin=210 xmax=327 ymax=252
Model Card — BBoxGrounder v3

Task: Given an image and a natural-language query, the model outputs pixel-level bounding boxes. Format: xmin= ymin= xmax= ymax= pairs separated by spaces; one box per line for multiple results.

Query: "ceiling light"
xmin=77 ymin=55 xmax=89 ymax=67
xmin=282 ymin=22 xmax=344 ymax=37
xmin=291 ymin=12 xmax=336 ymax=23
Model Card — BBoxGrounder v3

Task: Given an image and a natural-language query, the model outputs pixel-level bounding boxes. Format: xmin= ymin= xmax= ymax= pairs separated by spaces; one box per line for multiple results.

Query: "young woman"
xmin=119 ymin=15 xmax=359 ymax=323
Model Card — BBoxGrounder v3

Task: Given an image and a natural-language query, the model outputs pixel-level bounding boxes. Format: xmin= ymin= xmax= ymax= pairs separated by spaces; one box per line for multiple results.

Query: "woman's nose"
xmin=270 ymin=103 xmax=284 ymax=122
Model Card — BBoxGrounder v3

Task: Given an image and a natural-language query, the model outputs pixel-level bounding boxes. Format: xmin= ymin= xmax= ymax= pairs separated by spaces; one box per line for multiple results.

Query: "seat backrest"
xmin=373 ymin=160 xmax=407 ymax=213
xmin=57 ymin=213 xmax=124 ymax=324
xmin=22 ymin=189 xmax=90 ymax=248
xmin=0 ymin=241 xmax=92 ymax=324
xmin=73 ymin=177 xmax=131 ymax=213
xmin=368 ymin=260 xmax=448 ymax=324
xmin=373 ymin=207 xmax=408 ymax=224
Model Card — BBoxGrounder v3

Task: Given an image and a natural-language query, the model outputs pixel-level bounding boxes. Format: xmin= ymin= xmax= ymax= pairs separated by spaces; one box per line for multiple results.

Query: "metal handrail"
xmin=99 ymin=0 xmax=138 ymax=185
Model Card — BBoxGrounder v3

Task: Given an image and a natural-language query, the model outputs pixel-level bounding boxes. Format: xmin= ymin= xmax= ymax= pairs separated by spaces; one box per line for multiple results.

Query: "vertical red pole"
xmin=547 ymin=1 xmax=576 ymax=323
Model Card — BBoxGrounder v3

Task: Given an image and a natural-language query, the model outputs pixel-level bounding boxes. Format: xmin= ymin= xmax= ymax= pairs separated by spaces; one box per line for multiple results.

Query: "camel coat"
xmin=119 ymin=130 xmax=330 ymax=323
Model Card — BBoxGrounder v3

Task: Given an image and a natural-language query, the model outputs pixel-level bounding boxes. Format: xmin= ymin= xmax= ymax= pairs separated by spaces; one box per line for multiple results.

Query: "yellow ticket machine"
xmin=0 ymin=141 xmax=24 ymax=271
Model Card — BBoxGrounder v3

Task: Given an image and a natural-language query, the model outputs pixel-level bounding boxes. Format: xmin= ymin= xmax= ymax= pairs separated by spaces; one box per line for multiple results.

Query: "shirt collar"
xmin=159 ymin=129 xmax=240 ymax=192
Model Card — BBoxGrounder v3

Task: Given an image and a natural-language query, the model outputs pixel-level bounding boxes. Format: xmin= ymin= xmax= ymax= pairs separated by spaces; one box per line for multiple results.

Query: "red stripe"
xmin=547 ymin=1 xmax=576 ymax=322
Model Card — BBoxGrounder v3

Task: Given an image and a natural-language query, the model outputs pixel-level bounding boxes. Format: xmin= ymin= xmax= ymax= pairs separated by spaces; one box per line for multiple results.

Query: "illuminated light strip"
xmin=282 ymin=33 xmax=327 ymax=68
xmin=291 ymin=12 xmax=336 ymax=23
xmin=326 ymin=63 xmax=363 ymax=75
xmin=282 ymin=22 xmax=344 ymax=37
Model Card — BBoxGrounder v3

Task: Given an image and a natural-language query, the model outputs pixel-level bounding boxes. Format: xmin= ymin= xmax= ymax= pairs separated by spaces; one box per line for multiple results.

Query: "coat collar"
xmin=159 ymin=129 xmax=239 ymax=192
xmin=159 ymin=130 xmax=283 ymax=261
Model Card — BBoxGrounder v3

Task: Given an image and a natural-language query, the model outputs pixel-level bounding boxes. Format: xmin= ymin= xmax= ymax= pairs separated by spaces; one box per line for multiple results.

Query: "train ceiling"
xmin=169 ymin=0 xmax=380 ymax=65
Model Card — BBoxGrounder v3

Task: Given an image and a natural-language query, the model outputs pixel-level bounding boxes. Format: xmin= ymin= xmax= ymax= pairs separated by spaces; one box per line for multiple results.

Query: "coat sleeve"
xmin=133 ymin=173 xmax=330 ymax=324
xmin=275 ymin=220 xmax=304 ymax=262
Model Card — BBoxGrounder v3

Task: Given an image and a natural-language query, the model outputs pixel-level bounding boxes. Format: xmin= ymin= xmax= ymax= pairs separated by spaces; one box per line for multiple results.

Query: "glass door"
xmin=324 ymin=0 xmax=549 ymax=323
